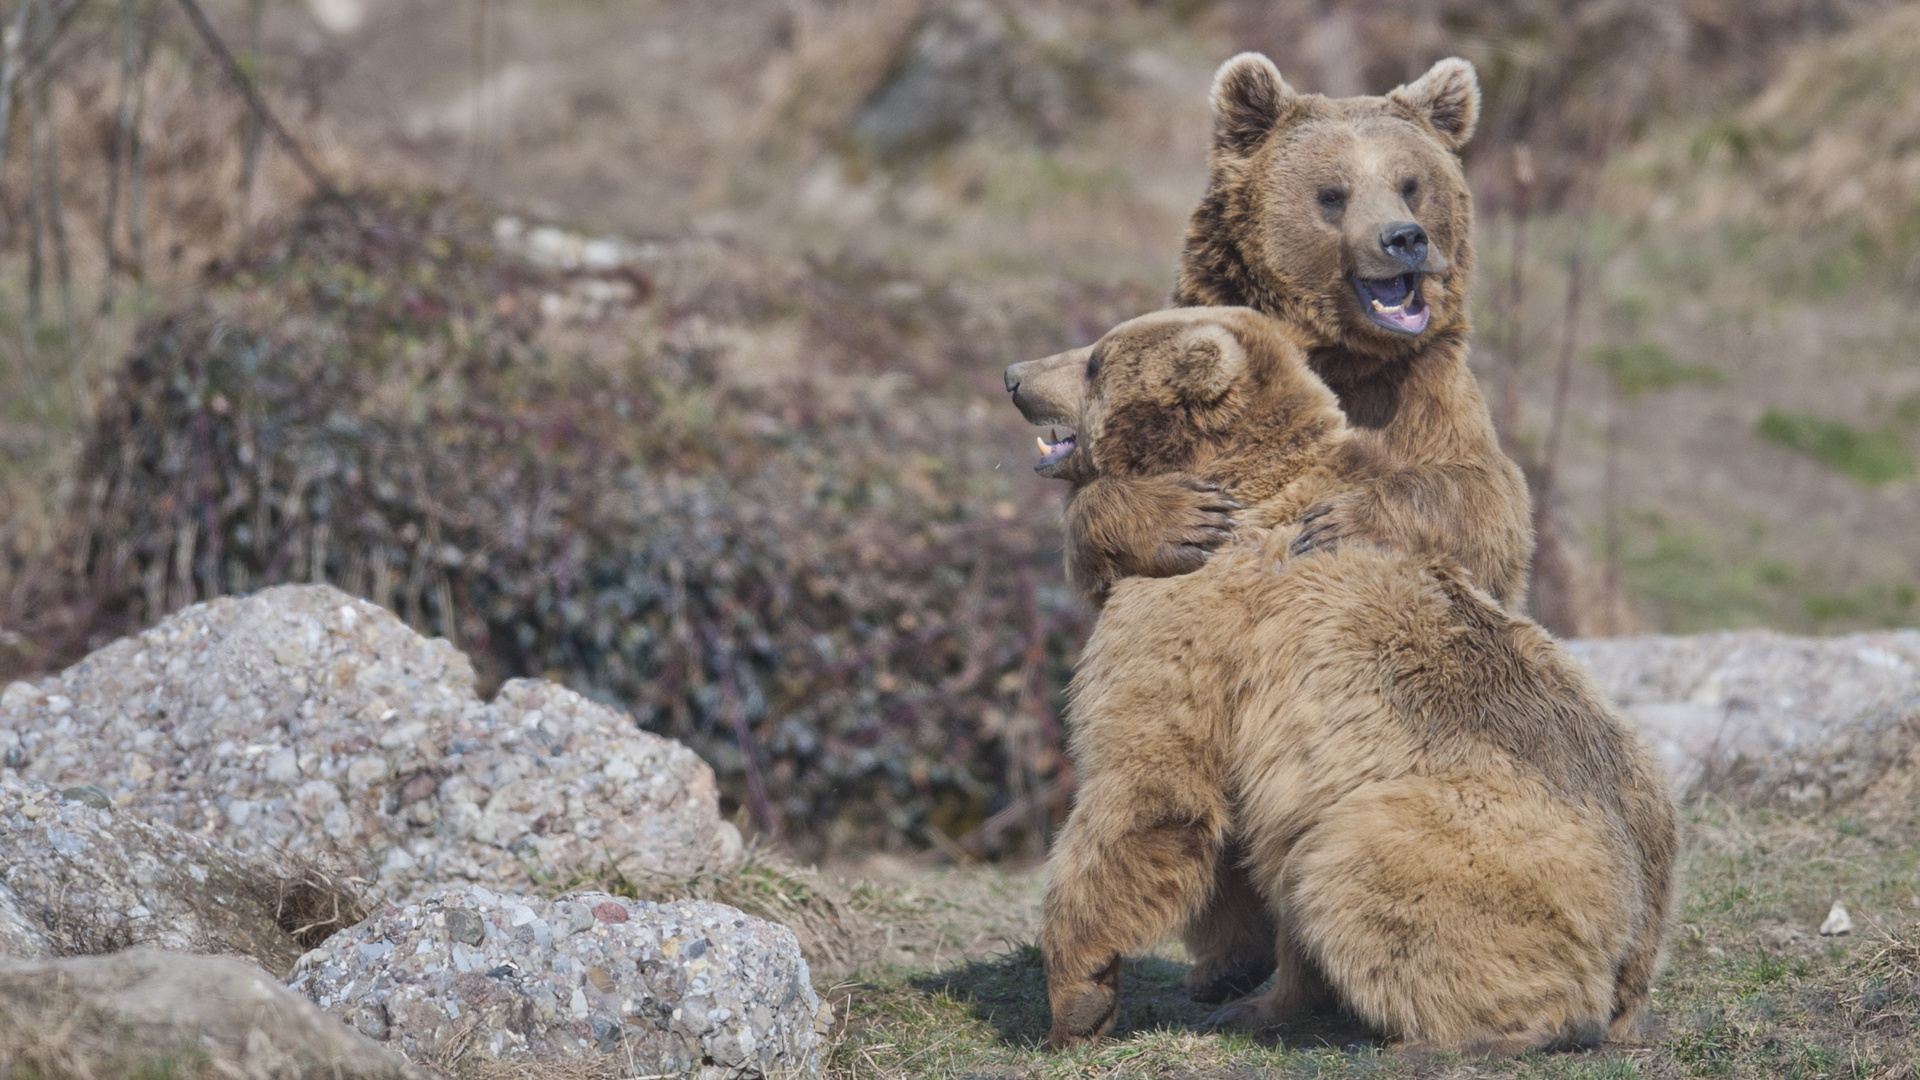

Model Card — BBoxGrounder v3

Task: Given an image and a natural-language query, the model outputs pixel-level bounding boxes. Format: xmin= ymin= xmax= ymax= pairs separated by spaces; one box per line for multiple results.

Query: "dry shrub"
xmin=18 ymin=188 xmax=1142 ymax=859
xmin=557 ymin=847 xmax=884 ymax=982
xmin=262 ymin=851 xmax=374 ymax=950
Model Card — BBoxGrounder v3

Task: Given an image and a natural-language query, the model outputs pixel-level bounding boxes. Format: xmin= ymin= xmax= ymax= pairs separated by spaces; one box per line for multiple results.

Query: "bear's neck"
xmin=1308 ymin=335 xmax=1462 ymax=429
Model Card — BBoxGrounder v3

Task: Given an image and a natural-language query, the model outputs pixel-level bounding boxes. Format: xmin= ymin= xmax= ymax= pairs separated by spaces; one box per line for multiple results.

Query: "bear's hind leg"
xmin=1182 ymin=842 xmax=1280 ymax=1004
xmin=1205 ymin=912 xmax=1331 ymax=1030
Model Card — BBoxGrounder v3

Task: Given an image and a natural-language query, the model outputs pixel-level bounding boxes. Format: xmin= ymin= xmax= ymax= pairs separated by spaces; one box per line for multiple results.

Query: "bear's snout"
xmin=1379 ymin=221 xmax=1429 ymax=271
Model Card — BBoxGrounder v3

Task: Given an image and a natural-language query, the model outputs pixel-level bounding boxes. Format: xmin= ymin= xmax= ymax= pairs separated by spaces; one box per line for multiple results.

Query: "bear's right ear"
xmin=1170 ymin=324 xmax=1249 ymax=405
xmin=1209 ymin=52 xmax=1300 ymax=156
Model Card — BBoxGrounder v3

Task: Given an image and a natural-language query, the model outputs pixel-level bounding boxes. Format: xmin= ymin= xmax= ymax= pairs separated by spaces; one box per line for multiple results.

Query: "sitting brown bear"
xmin=1004 ymin=306 xmax=1676 ymax=1055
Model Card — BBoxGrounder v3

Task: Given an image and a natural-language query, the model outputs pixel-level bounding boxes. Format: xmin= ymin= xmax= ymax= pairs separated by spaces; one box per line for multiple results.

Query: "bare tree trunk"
xmin=126 ymin=2 xmax=155 ymax=284
xmin=1494 ymin=144 xmax=1533 ymax=455
xmin=0 ymin=0 xmax=34 ymax=243
xmin=1602 ymin=374 xmax=1623 ymax=618
xmin=237 ymin=0 xmax=263 ymax=218
xmin=99 ymin=0 xmax=138 ymax=313
xmin=39 ymin=30 xmax=75 ymax=359
xmin=23 ymin=0 xmax=43 ymax=329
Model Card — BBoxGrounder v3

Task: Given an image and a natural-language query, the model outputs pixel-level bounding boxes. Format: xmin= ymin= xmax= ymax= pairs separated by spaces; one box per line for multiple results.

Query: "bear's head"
xmin=1004 ymin=307 xmax=1352 ymax=508
xmin=1177 ymin=53 xmax=1480 ymax=365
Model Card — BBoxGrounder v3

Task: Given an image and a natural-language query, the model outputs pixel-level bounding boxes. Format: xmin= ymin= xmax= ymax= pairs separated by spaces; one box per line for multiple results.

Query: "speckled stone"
xmin=1570 ymin=629 xmax=1920 ymax=802
xmin=290 ymin=888 xmax=826 ymax=1078
xmin=0 ymin=778 xmax=321 ymax=969
xmin=0 ymin=585 xmax=741 ymax=899
xmin=0 ymin=949 xmax=419 ymax=1079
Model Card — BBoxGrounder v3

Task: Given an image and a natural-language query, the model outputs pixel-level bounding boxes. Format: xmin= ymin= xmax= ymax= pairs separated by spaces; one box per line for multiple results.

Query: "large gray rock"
xmin=0 ymin=778 xmax=356 ymax=971
xmin=1569 ymin=629 xmax=1920 ymax=803
xmin=0 ymin=585 xmax=741 ymax=900
xmin=0 ymin=949 xmax=417 ymax=1079
xmin=291 ymin=888 xmax=826 ymax=1078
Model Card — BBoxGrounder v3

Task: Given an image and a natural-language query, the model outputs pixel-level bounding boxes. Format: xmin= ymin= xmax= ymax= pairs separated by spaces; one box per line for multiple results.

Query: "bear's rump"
xmin=1274 ymin=770 xmax=1634 ymax=1045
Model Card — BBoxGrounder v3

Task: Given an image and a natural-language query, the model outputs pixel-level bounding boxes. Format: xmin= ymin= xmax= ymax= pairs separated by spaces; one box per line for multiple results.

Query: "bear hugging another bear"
xmin=1004 ymin=52 xmax=1678 ymax=1057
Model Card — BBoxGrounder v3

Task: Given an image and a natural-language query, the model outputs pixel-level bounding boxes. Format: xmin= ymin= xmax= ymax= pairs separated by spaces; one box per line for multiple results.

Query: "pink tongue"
xmin=1384 ymin=305 xmax=1429 ymax=333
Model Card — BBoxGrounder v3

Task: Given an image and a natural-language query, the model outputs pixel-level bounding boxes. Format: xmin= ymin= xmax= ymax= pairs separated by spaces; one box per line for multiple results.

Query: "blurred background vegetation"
xmin=1 ymin=0 xmax=1918 ymax=855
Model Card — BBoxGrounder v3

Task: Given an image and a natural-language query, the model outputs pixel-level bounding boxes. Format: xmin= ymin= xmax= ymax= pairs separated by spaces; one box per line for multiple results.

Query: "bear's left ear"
xmin=1170 ymin=324 xmax=1248 ymax=405
xmin=1388 ymin=57 xmax=1480 ymax=151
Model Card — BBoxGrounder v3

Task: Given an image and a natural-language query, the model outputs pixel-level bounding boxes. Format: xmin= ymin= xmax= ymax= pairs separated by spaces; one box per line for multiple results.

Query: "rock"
xmin=1822 ymin=901 xmax=1854 ymax=936
xmin=0 ymin=879 xmax=52 ymax=959
xmin=1567 ymin=629 xmax=1920 ymax=801
xmin=291 ymin=888 xmax=826 ymax=1077
xmin=849 ymin=0 xmax=1102 ymax=162
xmin=0 ymin=777 xmax=362 ymax=971
xmin=0 ymin=949 xmax=417 ymax=1079
xmin=0 ymin=585 xmax=739 ymax=900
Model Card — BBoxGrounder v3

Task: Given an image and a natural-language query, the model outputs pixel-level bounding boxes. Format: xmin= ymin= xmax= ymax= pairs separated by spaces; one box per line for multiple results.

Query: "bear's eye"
xmin=1401 ymin=177 xmax=1419 ymax=200
xmin=1086 ymin=350 xmax=1103 ymax=381
xmin=1317 ymin=187 xmax=1347 ymax=210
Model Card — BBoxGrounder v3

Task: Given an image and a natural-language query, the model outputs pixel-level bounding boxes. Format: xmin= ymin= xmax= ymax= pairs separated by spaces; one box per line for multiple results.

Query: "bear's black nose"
xmin=1004 ymin=366 xmax=1021 ymax=393
xmin=1380 ymin=221 xmax=1429 ymax=270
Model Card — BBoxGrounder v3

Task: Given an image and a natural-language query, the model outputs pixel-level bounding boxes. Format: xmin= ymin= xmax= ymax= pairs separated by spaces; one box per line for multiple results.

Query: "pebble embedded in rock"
xmin=445 ymin=908 xmax=485 ymax=945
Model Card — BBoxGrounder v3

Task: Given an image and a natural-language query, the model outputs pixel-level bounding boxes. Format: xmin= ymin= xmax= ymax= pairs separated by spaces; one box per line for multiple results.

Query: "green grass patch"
xmin=1591 ymin=342 xmax=1727 ymax=398
xmin=1756 ymin=409 xmax=1916 ymax=485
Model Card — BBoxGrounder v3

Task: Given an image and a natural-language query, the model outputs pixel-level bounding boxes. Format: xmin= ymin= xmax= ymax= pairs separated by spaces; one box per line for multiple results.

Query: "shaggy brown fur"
xmin=1065 ymin=55 xmax=1531 ymax=611
xmin=1004 ymin=307 xmax=1676 ymax=1055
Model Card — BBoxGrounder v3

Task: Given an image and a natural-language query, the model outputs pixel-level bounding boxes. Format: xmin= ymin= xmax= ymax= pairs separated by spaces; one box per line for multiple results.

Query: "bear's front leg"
xmin=1042 ymin=781 xmax=1228 ymax=1048
xmin=1065 ymin=473 xmax=1240 ymax=606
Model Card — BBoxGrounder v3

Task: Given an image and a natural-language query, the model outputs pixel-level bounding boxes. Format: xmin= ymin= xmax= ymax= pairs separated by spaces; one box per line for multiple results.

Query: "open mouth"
xmin=1353 ymin=273 xmax=1430 ymax=335
xmin=1034 ymin=426 xmax=1078 ymax=472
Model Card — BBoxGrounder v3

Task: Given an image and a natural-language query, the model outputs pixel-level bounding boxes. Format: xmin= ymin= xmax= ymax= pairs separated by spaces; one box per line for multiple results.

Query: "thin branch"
xmin=171 ymin=0 xmax=344 ymax=203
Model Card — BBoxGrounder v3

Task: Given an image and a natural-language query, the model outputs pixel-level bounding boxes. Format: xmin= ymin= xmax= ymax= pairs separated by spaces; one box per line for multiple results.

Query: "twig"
xmin=170 ymin=0 xmax=344 ymax=202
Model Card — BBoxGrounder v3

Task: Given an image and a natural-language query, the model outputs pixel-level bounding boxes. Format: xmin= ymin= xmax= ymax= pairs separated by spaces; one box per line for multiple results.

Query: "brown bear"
xmin=1060 ymin=54 xmax=1531 ymax=614
xmin=1004 ymin=306 xmax=1676 ymax=1054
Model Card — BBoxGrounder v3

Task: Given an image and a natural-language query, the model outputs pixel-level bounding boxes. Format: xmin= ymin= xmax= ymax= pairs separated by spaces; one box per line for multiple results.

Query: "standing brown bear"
xmin=1063 ymin=53 xmax=1530 ymax=611
xmin=1005 ymin=307 xmax=1675 ymax=1055
xmin=1044 ymin=51 xmax=1538 ymax=1009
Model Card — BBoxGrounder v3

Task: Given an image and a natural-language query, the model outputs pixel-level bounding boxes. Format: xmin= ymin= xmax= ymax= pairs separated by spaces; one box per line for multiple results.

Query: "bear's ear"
xmin=1169 ymin=324 xmax=1248 ymax=404
xmin=1388 ymin=57 xmax=1480 ymax=150
xmin=1209 ymin=52 xmax=1300 ymax=156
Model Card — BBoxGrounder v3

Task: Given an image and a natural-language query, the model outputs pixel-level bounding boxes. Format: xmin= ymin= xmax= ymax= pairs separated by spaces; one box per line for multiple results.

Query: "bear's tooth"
xmin=1037 ymin=435 xmax=1050 ymax=453
xmin=1371 ymin=298 xmax=1403 ymax=314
